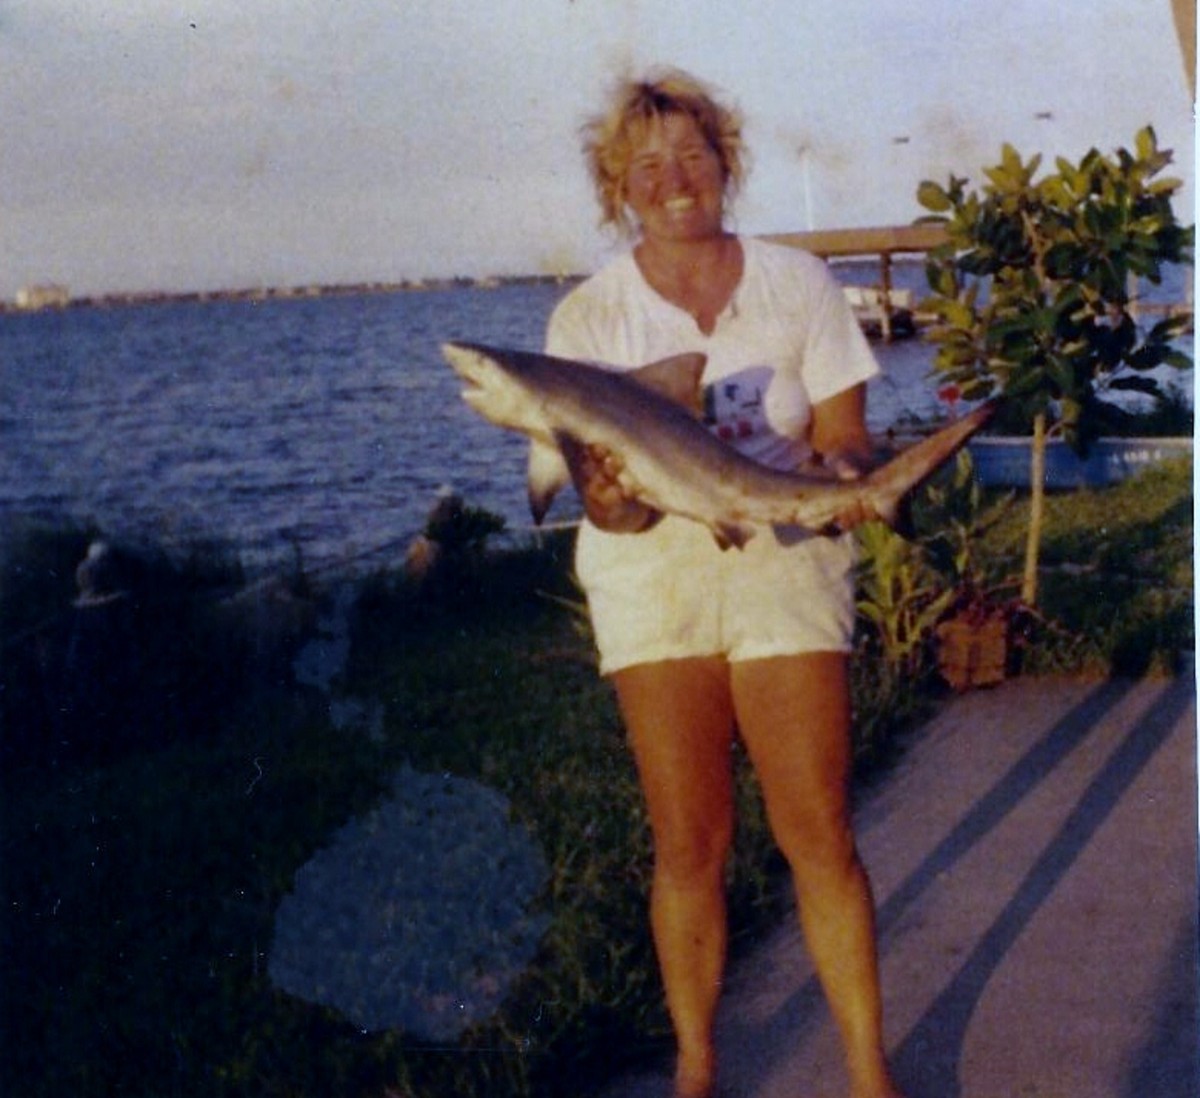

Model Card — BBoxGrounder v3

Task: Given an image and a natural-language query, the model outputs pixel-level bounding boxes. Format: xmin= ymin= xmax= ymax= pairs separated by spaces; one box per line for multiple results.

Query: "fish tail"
xmin=864 ymin=400 xmax=998 ymax=528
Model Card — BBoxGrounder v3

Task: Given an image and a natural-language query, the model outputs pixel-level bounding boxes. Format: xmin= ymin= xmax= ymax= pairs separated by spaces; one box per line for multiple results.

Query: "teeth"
xmin=664 ymin=196 xmax=695 ymax=211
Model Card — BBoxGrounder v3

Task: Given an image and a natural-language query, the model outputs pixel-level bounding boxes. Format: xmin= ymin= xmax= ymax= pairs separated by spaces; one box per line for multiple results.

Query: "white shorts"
xmin=575 ymin=515 xmax=856 ymax=675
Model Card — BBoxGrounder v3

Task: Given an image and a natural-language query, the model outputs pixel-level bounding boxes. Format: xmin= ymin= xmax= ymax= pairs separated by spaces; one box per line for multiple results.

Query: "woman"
xmin=545 ymin=70 xmax=904 ymax=1098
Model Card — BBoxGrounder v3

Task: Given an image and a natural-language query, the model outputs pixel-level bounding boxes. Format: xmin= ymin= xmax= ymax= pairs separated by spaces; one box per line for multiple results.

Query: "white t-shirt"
xmin=545 ymin=237 xmax=880 ymax=471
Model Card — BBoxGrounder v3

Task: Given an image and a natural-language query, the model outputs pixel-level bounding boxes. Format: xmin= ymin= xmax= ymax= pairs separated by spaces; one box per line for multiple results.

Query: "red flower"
xmin=938 ymin=383 xmax=962 ymax=405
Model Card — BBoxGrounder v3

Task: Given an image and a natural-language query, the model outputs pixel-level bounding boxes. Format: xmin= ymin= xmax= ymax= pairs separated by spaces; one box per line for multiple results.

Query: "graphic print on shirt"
xmin=702 ymin=364 xmax=775 ymax=446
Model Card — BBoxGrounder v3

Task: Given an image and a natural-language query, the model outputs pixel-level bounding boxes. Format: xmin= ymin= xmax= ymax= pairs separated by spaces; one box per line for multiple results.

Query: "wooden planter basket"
xmin=935 ymin=614 xmax=1008 ymax=691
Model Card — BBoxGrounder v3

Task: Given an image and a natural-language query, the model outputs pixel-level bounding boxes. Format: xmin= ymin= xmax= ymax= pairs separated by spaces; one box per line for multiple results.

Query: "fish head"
xmin=442 ymin=341 xmax=546 ymax=436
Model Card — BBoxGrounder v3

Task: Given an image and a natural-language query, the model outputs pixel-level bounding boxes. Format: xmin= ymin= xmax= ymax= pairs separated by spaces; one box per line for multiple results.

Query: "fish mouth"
xmin=441 ymin=344 xmax=491 ymax=407
xmin=442 ymin=342 xmax=487 ymax=383
xmin=455 ymin=370 xmax=486 ymax=402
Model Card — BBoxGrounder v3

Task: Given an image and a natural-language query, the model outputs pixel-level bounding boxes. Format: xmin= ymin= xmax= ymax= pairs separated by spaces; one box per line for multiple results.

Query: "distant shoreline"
xmin=0 ymin=272 xmax=586 ymax=315
xmin=4 ymin=232 xmax=943 ymax=315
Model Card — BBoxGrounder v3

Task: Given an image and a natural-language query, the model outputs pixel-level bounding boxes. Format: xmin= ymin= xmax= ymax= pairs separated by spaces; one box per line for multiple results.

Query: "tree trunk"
xmin=1022 ymin=412 xmax=1046 ymax=605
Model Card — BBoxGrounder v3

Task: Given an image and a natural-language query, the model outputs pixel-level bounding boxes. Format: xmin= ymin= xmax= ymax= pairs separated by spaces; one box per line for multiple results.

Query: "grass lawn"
xmin=978 ymin=457 xmax=1193 ymax=676
xmin=0 ymin=457 xmax=1191 ymax=1096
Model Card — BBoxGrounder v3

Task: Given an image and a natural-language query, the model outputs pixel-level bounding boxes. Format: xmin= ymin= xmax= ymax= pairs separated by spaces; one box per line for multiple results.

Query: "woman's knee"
xmin=652 ymin=813 xmax=734 ymax=887
xmin=771 ymin=800 xmax=859 ymax=885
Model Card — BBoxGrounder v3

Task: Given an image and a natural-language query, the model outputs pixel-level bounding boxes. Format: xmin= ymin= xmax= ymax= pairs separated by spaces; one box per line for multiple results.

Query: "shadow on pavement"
xmin=891 ymin=674 xmax=1193 ymax=1097
xmin=725 ymin=676 xmax=1193 ymax=1097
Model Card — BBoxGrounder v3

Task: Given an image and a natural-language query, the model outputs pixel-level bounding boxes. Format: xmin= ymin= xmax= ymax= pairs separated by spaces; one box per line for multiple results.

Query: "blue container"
xmin=967 ymin=437 xmax=1193 ymax=489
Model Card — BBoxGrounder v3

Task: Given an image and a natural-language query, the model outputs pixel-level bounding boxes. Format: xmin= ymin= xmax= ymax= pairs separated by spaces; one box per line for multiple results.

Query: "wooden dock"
xmin=762 ymin=224 xmax=948 ymax=340
xmin=762 ymin=224 xmax=1192 ymax=339
xmin=761 ymin=223 xmax=949 ymax=259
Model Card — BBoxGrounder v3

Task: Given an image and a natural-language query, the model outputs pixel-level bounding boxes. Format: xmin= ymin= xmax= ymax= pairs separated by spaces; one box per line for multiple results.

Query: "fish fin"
xmin=554 ymin=429 xmax=622 ymax=527
xmin=628 ymin=353 xmax=707 ymax=418
xmin=713 ymin=522 xmax=754 ymax=550
xmin=552 ymin=431 xmax=592 ymax=499
xmin=864 ymin=493 xmax=916 ymax=539
xmin=527 ymin=440 xmax=569 ymax=524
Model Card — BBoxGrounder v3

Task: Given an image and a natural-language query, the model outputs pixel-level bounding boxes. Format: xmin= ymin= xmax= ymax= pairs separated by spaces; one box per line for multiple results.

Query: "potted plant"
xmin=910 ymin=450 xmax=1031 ymax=690
xmin=916 ymin=127 xmax=1193 ymax=606
xmin=856 ymin=450 xmax=1035 ymax=694
xmin=855 ymin=518 xmax=957 ymax=699
xmin=933 ymin=592 xmax=1011 ymax=692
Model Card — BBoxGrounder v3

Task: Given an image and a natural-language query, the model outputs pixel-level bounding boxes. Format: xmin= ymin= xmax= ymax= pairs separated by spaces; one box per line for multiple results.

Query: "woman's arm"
xmin=809 ymin=382 xmax=880 ymax=529
xmin=809 ymin=382 xmax=875 ymax=474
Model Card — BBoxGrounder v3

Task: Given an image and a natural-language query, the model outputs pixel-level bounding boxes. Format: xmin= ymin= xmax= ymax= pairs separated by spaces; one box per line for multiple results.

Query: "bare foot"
xmin=674 ymin=1046 xmax=716 ymax=1098
xmin=673 ymin=1078 xmax=714 ymax=1098
xmin=845 ymin=1059 xmax=906 ymax=1098
xmin=848 ymin=1080 xmax=906 ymax=1098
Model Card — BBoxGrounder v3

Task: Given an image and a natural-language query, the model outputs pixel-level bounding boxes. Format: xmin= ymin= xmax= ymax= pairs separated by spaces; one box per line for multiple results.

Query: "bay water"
xmin=0 ymin=265 xmax=1187 ymax=579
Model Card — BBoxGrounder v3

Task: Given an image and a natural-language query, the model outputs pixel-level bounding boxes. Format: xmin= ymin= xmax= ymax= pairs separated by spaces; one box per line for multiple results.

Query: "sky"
xmin=1 ymin=0 xmax=1195 ymax=300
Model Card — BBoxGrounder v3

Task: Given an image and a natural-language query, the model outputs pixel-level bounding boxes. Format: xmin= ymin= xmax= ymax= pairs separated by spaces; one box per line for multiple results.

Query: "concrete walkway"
xmin=600 ymin=673 xmax=1198 ymax=1097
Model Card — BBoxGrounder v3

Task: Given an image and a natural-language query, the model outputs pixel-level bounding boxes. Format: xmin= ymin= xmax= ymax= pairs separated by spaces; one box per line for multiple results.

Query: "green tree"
xmin=917 ymin=127 xmax=1193 ymax=604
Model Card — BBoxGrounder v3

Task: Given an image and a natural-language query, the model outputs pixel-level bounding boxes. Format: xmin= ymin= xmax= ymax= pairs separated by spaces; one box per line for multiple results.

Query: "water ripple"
xmin=3 ymin=269 xmax=1186 ymax=577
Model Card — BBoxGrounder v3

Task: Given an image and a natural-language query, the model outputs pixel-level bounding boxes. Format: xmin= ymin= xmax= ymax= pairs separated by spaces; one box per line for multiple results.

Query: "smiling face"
xmin=582 ymin=70 xmax=745 ymax=237
xmin=623 ymin=111 xmax=729 ymax=245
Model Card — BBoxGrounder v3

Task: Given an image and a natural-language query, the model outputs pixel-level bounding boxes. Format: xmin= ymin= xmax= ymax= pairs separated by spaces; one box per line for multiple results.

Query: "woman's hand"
xmin=578 ymin=443 xmax=663 ymax=533
xmin=821 ymin=452 xmax=880 ymax=531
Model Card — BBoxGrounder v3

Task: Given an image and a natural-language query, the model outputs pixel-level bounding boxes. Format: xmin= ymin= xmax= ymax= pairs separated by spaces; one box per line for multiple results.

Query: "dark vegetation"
xmin=0 ymin=454 xmax=1192 ymax=1096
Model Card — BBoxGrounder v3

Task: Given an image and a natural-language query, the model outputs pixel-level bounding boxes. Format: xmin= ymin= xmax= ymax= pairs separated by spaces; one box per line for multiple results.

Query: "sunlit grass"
xmin=975 ymin=456 xmax=1193 ymax=676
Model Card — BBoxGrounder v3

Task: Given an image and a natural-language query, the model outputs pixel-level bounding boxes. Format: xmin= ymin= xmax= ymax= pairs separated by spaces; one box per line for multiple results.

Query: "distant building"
xmin=15 ymin=283 xmax=70 ymax=310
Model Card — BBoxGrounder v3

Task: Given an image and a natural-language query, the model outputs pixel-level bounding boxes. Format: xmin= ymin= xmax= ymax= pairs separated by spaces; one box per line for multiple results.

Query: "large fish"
xmin=442 ymin=340 xmax=995 ymax=548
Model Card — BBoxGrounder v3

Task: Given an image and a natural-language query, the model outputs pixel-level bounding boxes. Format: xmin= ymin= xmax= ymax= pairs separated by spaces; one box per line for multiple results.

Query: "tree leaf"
xmin=917 ymin=181 xmax=952 ymax=212
xmin=1148 ymin=312 xmax=1194 ymax=341
xmin=984 ymin=165 xmax=1013 ymax=191
xmin=908 ymin=128 xmax=1190 ymax=472
xmin=1109 ymin=375 xmax=1164 ymax=395
xmin=1149 ymin=176 xmax=1184 ymax=197
xmin=1135 ymin=126 xmax=1157 ymax=163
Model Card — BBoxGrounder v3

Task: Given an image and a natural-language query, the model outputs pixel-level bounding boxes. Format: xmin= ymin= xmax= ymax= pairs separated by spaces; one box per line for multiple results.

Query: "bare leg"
xmin=613 ymin=657 xmax=736 ymax=1098
xmin=732 ymin=653 xmax=904 ymax=1098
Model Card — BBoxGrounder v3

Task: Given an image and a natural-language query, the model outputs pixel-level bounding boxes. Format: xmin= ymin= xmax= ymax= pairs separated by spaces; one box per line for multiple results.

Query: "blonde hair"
xmin=582 ymin=68 xmax=747 ymax=235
